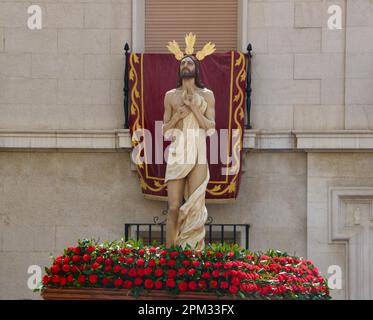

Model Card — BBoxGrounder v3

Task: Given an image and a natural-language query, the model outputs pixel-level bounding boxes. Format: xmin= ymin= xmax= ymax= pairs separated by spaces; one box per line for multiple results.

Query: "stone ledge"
xmin=0 ymin=129 xmax=373 ymax=151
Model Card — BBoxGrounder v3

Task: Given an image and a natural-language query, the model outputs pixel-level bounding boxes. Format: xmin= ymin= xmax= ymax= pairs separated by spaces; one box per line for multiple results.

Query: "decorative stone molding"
xmin=1 ymin=129 xmax=373 ymax=152
xmin=328 ymin=187 xmax=373 ymax=300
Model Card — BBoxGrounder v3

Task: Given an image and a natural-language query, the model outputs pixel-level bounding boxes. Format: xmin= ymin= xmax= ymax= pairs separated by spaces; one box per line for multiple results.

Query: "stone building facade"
xmin=0 ymin=0 xmax=372 ymax=299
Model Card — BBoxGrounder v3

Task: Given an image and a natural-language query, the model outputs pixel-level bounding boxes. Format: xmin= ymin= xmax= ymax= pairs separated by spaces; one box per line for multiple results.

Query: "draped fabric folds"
xmin=128 ymin=51 xmax=247 ymax=203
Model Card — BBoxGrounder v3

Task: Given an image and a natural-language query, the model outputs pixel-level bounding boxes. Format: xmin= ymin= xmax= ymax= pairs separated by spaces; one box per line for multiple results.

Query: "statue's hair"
xmin=176 ymin=55 xmax=205 ymax=89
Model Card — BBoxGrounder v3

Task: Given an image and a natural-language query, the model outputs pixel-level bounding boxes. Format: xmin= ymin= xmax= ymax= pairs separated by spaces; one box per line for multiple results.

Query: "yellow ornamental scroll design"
xmin=207 ymin=51 xmax=246 ymax=197
xmin=129 ymin=53 xmax=167 ymax=194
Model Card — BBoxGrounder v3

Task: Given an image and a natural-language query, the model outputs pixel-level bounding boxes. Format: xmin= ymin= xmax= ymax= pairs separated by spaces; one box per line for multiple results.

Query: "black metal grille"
xmin=124 ymin=223 xmax=250 ymax=249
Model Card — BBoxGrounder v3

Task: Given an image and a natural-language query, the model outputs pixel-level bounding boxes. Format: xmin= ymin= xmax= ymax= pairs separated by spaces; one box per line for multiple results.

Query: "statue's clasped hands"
xmin=182 ymin=86 xmax=202 ymax=111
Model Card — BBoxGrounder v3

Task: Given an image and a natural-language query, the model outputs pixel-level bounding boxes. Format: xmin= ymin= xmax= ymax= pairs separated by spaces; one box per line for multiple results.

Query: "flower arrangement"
xmin=39 ymin=238 xmax=331 ymax=300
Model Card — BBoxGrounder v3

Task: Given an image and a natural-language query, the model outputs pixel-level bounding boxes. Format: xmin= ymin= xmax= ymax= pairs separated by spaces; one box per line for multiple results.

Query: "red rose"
xmin=158 ymin=258 xmax=166 ymax=265
xmin=201 ymin=272 xmax=210 ymax=279
xmin=113 ymin=265 xmax=121 ymax=273
xmin=178 ymin=281 xmax=188 ymax=291
xmin=155 ymin=280 xmax=163 ymax=289
xmin=149 ymin=247 xmax=157 ymax=253
xmin=74 ymin=247 xmax=81 ymax=254
xmin=104 ymin=258 xmax=112 ymax=265
xmin=137 ymin=268 xmax=145 ymax=277
xmin=92 ymin=262 xmax=100 ymax=270
xmin=59 ymin=277 xmax=67 ymax=286
xmin=126 ymin=257 xmax=134 ymax=264
xmin=118 ymin=257 xmax=125 ymax=263
xmin=136 ymin=259 xmax=145 ymax=266
xmin=104 ymin=265 xmax=112 ymax=272
xmin=99 ymin=248 xmax=106 ymax=254
xmin=148 ymin=259 xmax=156 ymax=267
xmin=55 ymin=256 xmax=62 ymax=265
xmin=144 ymin=267 xmax=152 ymax=276
xmin=102 ymin=278 xmax=110 ymax=286
xmin=121 ymin=267 xmax=128 ymax=275
xmin=78 ymin=275 xmax=85 ymax=284
xmin=134 ymin=277 xmax=143 ymax=286
xmin=144 ymin=279 xmax=154 ymax=289
xmin=167 ymin=269 xmax=177 ymax=278
xmin=167 ymin=260 xmax=176 ymax=267
xmin=183 ymin=250 xmax=192 ymax=256
xmin=220 ymin=281 xmax=229 ymax=289
xmin=206 ymin=251 xmax=212 ymax=257
xmin=215 ymin=252 xmax=223 ymax=258
xmin=89 ymin=274 xmax=98 ymax=284
xmin=160 ymin=250 xmax=168 ymax=256
xmin=63 ymin=257 xmax=70 ymax=264
xmin=229 ymin=285 xmax=238 ymax=294
xmin=188 ymin=281 xmax=197 ymax=290
xmin=204 ymin=262 xmax=212 ymax=268
xmin=72 ymin=255 xmax=80 ymax=263
xmin=83 ymin=254 xmax=91 ymax=262
xmin=166 ymin=278 xmax=175 ymax=288
xmin=114 ymin=278 xmax=123 ymax=287
xmin=62 ymin=264 xmax=70 ymax=273
xmin=155 ymin=268 xmax=163 ymax=277
xmin=123 ymin=280 xmax=133 ymax=289
xmin=42 ymin=275 xmax=51 ymax=285
xmin=67 ymin=275 xmax=74 ymax=283
xmin=210 ymin=280 xmax=218 ymax=288
xmin=138 ymin=249 xmax=145 ymax=256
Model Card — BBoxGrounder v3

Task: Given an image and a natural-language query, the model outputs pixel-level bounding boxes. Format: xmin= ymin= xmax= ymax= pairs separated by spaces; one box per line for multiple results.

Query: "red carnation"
xmin=71 ymin=265 xmax=79 ymax=273
xmin=102 ymin=278 xmax=110 ymax=286
xmin=114 ymin=278 xmax=123 ymax=287
xmin=42 ymin=275 xmax=51 ymax=285
xmin=126 ymin=257 xmax=134 ymax=264
xmin=158 ymin=258 xmax=166 ymax=265
xmin=144 ymin=267 xmax=152 ymax=276
xmin=182 ymin=260 xmax=190 ymax=266
xmin=201 ymin=272 xmax=210 ymax=279
xmin=86 ymin=246 xmax=95 ymax=253
xmin=59 ymin=277 xmax=67 ymax=286
xmin=160 ymin=250 xmax=168 ymax=256
xmin=144 ymin=279 xmax=154 ymax=289
xmin=220 ymin=281 xmax=229 ymax=289
xmin=134 ymin=277 xmax=143 ymax=286
xmin=50 ymin=265 xmax=60 ymax=274
xmin=149 ymin=247 xmax=157 ymax=253
xmin=136 ymin=259 xmax=145 ymax=267
xmin=99 ymin=248 xmax=106 ymax=254
xmin=137 ymin=268 xmax=145 ymax=277
xmin=227 ymin=251 xmax=235 ymax=258
xmin=178 ymin=268 xmax=186 ymax=276
xmin=212 ymin=270 xmax=220 ymax=277
xmin=215 ymin=252 xmax=223 ymax=258
xmin=229 ymin=285 xmax=238 ymax=294
xmin=210 ymin=280 xmax=218 ymax=288
xmin=187 ymin=268 xmax=196 ymax=276
xmin=155 ymin=268 xmax=163 ymax=277
xmin=188 ymin=281 xmax=197 ymax=290
xmin=138 ymin=249 xmax=145 ymax=256
xmin=83 ymin=254 xmax=91 ymax=262
xmin=167 ymin=269 xmax=177 ymax=278
xmin=92 ymin=262 xmax=100 ymax=270
xmin=52 ymin=275 xmax=60 ymax=284
xmin=62 ymin=264 xmax=70 ymax=273
xmin=121 ymin=267 xmax=128 ymax=275
xmin=192 ymin=261 xmax=200 ymax=267
xmin=74 ymin=247 xmax=81 ymax=254
xmin=63 ymin=257 xmax=70 ymax=264
xmin=166 ymin=278 xmax=176 ymax=288
xmin=198 ymin=280 xmax=207 ymax=289
xmin=96 ymin=256 xmax=104 ymax=264
xmin=113 ymin=265 xmax=121 ymax=273
xmin=89 ymin=274 xmax=98 ymax=284
xmin=178 ymin=281 xmax=188 ymax=291
xmin=72 ymin=255 xmax=80 ymax=263
xmin=155 ymin=280 xmax=163 ymax=289
xmin=170 ymin=251 xmax=179 ymax=258
xmin=104 ymin=258 xmax=112 ymax=265
xmin=123 ymin=280 xmax=133 ymax=289
xmin=67 ymin=275 xmax=74 ymax=283
xmin=231 ymin=277 xmax=240 ymax=286
xmin=167 ymin=260 xmax=176 ymax=267
xmin=104 ymin=265 xmax=112 ymax=272
xmin=128 ymin=268 xmax=137 ymax=277
xmin=77 ymin=275 xmax=85 ymax=283
xmin=148 ymin=259 xmax=156 ymax=267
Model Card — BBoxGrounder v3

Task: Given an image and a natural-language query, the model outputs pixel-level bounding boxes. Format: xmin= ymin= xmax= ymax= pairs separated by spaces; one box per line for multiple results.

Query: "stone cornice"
xmin=0 ymin=129 xmax=373 ymax=152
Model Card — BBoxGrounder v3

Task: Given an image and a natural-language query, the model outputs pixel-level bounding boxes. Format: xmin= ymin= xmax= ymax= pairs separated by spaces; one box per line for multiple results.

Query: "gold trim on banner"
xmin=129 ymin=51 xmax=246 ymax=198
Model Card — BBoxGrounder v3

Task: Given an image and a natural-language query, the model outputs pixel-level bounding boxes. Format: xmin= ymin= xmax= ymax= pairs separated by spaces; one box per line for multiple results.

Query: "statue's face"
xmin=180 ymin=56 xmax=196 ymax=79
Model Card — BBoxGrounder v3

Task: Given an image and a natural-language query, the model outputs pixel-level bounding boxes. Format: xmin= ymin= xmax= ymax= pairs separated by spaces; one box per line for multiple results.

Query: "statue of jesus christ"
xmin=162 ymin=54 xmax=216 ymax=251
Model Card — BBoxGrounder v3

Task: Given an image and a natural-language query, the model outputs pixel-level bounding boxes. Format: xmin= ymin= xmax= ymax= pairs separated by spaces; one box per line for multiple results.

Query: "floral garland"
xmin=39 ymin=239 xmax=331 ymax=300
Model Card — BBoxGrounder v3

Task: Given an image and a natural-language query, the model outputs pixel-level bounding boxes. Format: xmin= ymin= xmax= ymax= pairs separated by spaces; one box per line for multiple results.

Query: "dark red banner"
xmin=128 ymin=51 xmax=247 ymax=202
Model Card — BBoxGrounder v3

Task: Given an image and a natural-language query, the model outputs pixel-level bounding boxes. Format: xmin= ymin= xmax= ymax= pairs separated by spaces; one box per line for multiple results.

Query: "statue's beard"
xmin=180 ymin=68 xmax=195 ymax=79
